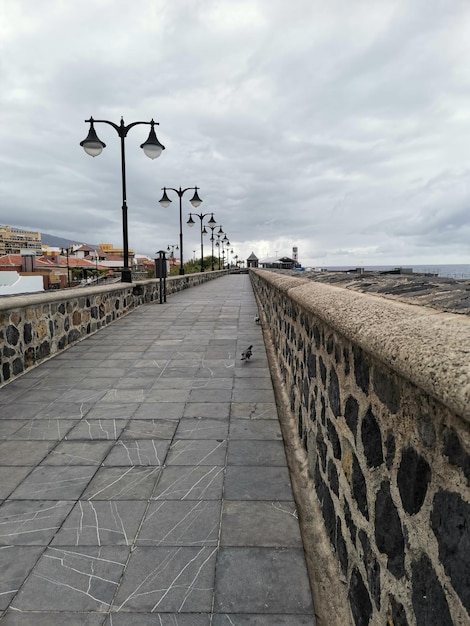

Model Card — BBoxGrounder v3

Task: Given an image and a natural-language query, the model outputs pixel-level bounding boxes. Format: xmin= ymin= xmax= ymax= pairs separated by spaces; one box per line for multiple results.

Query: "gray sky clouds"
xmin=1 ymin=0 xmax=470 ymax=267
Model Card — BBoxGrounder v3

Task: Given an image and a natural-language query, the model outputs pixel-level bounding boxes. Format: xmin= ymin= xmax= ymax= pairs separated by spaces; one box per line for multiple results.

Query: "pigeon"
xmin=254 ymin=316 xmax=260 ymax=324
xmin=241 ymin=345 xmax=253 ymax=361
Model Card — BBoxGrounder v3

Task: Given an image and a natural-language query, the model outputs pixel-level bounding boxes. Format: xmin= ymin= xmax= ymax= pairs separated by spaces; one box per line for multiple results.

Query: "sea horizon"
xmin=314 ymin=264 xmax=470 ymax=279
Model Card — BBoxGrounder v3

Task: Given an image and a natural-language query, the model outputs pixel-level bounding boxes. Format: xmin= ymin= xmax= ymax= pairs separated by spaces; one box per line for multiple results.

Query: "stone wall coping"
xmin=253 ymin=269 xmax=470 ymax=422
xmin=0 ymin=282 xmax=133 ymax=312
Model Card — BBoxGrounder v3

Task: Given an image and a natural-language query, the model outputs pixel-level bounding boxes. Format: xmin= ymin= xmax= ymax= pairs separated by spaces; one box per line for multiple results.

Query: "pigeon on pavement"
xmin=241 ymin=345 xmax=253 ymax=361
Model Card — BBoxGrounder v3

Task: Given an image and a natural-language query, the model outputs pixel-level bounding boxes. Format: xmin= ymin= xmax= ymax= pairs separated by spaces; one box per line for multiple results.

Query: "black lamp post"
xmin=60 ymin=247 xmax=71 ymax=287
xmin=187 ymin=212 xmax=216 ymax=272
xmin=80 ymin=116 xmax=165 ymax=283
xmin=159 ymin=187 xmax=202 ymax=275
xmin=208 ymin=223 xmax=219 ymax=271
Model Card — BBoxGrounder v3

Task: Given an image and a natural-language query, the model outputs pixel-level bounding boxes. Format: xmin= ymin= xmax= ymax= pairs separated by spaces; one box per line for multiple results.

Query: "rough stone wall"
xmin=0 ymin=271 xmax=225 ymax=386
xmin=250 ymin=269 xmax=470 ymax=626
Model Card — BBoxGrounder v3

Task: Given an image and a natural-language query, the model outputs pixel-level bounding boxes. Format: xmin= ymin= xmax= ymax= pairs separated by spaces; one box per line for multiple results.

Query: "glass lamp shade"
xmin=202 ymin=227 xmax=208 ymax=236
xmin=218 ymin=226 xmax=224 ymax=235
xmin=207 ymin=214 xmax=216 ymax=228
xmin=190 ymin=189 xmax=202 ymax=208
xmin=140 ymin=124 xmax=165 ymax=159
xmin=80 ymin=123 xmax=106 ymax=157
xmin=159 ymin=189 xmax=172 ymax=208
xmin=187 ymin=215 xmax=195 ymax=227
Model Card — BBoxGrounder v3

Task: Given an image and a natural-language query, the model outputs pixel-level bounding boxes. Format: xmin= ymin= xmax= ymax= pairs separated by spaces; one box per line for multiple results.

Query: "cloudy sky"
xmin=2 ymin=0 xmax=470 ymax=268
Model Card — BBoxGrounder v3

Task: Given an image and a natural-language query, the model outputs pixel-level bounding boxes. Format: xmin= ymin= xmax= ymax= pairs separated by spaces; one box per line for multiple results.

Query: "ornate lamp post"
xmin=159 ymin=186 xmax=202 ymax=275
xmin=208 ymin=222 xmax=220 ymax=271
xmin=60 ymin=247 xmax=72 ymax=287
xmin=80 ymin=116 xmax=165 ymax=282
xmin=187 ymin=212 xmax=216 ymax=272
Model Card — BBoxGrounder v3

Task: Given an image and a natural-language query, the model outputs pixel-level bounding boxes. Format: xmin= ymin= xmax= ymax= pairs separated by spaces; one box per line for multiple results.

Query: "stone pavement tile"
xmin=136 ymin=500 xmax=221 ymax=546
xmin=234 ymin=377 xmax=274 ymax=390
xmin=11 ymin=546 xmax=129 ymax=612
xmin=231 ymin=389 xmax=276 ymax=403
xmin=112 ymin=546 xmax=217 ymax=612
xmin=0 ymin=500 xmax=74 ymax=545
xmin=234 ymin=367 xmax=271 ymax=378
xmin=143 ymin=389 xmax=191 ymax=403
xmin=51 ymin=500 xmax=148 ymax=546
xmin=224 ymin=466 xmax=295 ymax=501
xmin=34 ymin=402 xmax=94 ymax=420
xmin=191 ymin=378 xmax=233 ymax=390
xmin=188 ymin=389 xmax=232 ymax=403
xmin=227 ymin=440 xmax=287 ymax=466
xmin=230 ymin=402 xmax=279 ymax=420
xmin=84 ymin=404 xmax=139 ymax=420
xmin=151 ymin=466 xmax=224 ymax=500
xmin=175 ymin=418 xmax=229 ymax=440
xmin=183 ymin=403 xmax=230 ymax=419
xmin=0 ymin=441 xmax=55 ymax=466
xmin=0 ymin=612 xmax=107 ymax=625
xmin=197 ymin=367 xmax=236 ymax=379
xmin=41 ymin=441 xmax=114 ymax=466
xmin=74 ymin=377 xmax=119 ymax=390
xmin=120 ymin=419 xmax=177 ymax=440
xmin=212 ymin=615 xmax=315 ymax=625
xmin=0 ymin=467 xmax=33 ymax=499
xmin=214 ymin=547 xmax=314 ymax=614
xmin=150 ymin=378 xmax=194 ymax=390
xmin=102 ymin=440 xmax=170 ymax=466
xmin=133 ymin=403 xmax=185 ymax=420
xmin=9 ymin=466 xmax=97 ymax=500
xmin=13 ymin=388 xmax=65 ymax=403
xmin=166 ymin=439 xmax=227 ymax=466
xmin=99 ymin=389 xmax=149 ymax=403
xmin=57 ymin=389 xmax=108 ymax=404
xmin=0 ymin=421 xmax=28 ymax=440
xmin=220 ymin=501 xmax=303 ymax=547
xmin=103 ymin=615 xmax=210 ymax=626
xmin=82 ymin=466 xmax=161 ymax=500
xmin=12 ymin=419 xmax=78 ymax=440
xmin=0 ymin=402 xmax=48 ymax=420
xmin=229 ymin=419 xmax=283 ymax=440
xmin=96 ymin=359 xmax=137 ymax=369
xmin=84 ymin=368 xmax=129 ymax=379
xmin=65 ymin=419 xmax=128 ymax=440
xmin=159 ymin=367 xmax=200 ymax=378
xmin=0 ymin=545 xmax=45 ymax=610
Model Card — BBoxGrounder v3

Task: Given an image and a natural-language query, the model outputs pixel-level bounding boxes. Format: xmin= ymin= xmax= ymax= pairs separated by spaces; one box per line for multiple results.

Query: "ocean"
xmin=320 ymin=264 xmax=470 ymax=280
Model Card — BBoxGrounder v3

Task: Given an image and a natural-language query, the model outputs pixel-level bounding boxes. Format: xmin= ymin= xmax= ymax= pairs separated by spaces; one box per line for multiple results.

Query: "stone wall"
xmin=250 ymin=269 xmax=470 ymax=626
xmin=0 ymin=271 xmax=226 ymax=386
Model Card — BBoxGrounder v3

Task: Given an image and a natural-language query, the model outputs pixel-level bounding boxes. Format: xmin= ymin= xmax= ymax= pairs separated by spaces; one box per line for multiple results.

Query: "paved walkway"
xmin=0 ymin=274 xmax=315 ymax=625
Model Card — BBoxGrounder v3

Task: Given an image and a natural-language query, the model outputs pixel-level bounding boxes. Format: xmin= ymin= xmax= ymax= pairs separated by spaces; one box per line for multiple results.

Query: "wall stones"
xmin=250 ymin=269 xmax=470 ymax=626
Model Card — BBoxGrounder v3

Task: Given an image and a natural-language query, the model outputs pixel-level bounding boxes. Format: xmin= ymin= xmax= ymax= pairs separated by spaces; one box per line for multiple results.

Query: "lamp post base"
xmin=121 ymin=269 xmax=132 ymax=283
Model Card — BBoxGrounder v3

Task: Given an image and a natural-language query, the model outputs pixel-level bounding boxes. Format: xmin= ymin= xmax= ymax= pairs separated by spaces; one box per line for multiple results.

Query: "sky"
xmin=1 ymin=0 xmax=470 ymax=268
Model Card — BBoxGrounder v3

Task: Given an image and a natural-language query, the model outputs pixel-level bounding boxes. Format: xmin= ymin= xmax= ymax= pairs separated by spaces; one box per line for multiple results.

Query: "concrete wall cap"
xmin=253 ymin=270 xmax=470 ymax=422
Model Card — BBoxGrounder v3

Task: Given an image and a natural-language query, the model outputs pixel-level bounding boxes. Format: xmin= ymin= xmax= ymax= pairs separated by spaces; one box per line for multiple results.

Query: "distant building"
xmin=247 ymin=252 xmax=259 ymax=268
xmin=0 ymin=225 xmax=42 ymax=255
xmin=259 ymin=256 xmax=299 ymax=270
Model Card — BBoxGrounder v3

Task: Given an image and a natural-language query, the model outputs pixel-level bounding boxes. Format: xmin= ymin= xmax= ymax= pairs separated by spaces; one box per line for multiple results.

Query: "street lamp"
xmin=60 ymin=247 xmax=71 ymax=287
xmin=187 ymin=212 xmax=216 ymax=272
xmin=167 ymin=244 xmax=179 ymax=272
xmin=207 ymin=222 xmax=220 ymax=271
xmin=80 ymin=116 xmax=165 ymax=283
xmin=159 ymin=186 xmax=202 ymax=275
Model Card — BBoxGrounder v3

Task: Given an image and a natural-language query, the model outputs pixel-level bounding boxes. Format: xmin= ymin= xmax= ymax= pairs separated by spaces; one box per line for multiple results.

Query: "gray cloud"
xmin=1 ymin=0 xmax=469 ymax=267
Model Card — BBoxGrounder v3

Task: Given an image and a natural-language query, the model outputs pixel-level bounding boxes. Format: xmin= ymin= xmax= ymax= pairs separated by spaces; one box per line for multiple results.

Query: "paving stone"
xmin=102 ymin=439 xmax=170 ymax=466
xmin=0 ymin=500 xmax=74 ymax=545
xmin=166 ymin=439 xmax=227 ymax=466
xmin=65 ymin=419 xmax=128 ymax=440
xmin=175 ymin=418 xmax=229 ymax=440
xmin=214 ymin=547 xmax=314 ymax=614
xmin=113 ymin=546 xmax=217 ymax=612
xmin=12 ymin=419 xmax=78 ymax=440
xmin=82 ymin=466 xmax=161 ymax=500
xmin=0 ymin=612 xmax=107 ymax=625
xmin=0 ymin=466 xmax=33 ymax=499
xmin=220 ymin=500 xmax=303 ymax=547
xmin=0 ymin=545 xmax=45 ymax=610
xmin=52 ymin=500 xmax=148 ymax=546
xmin=11 ymin=546 xmax=129 ymax=611
xmin=229 ymin=419 xmax=282 ymax=440
xmin=41 ymin=441 xmax=114 ymax=466
xmin=224 ymin=466 xmax=295 ymax=501
xmin=9 ymin=466 xmax=97 ymax=500
xmin=230 ymin=402 xmax=279 ymax=420
xmin=136 ymin=500 xmax=221 ymax=546
xmin=227 ymin=440 xmax=287 ymax=466
xmin=152 ymin=466 xmax=225 ymax=500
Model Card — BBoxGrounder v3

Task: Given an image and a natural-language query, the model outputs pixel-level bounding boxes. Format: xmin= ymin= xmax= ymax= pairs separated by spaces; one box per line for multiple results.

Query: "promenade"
xmin=0 ymin=274 xmax=315 ymax=625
